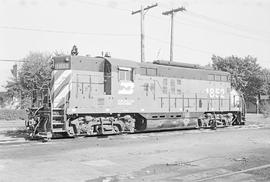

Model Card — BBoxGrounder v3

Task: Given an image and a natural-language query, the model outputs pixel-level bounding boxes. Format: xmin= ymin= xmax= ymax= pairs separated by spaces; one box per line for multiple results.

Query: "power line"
xmin=157 ymin=1 xmax=270 ymax=36
xmin=174 ymin=19 xmax=270 ymax=43
xmin=146 ymin=36 xmax=213 ymax=55
xmin=146 ymin=14 xmax=270 ymax=43
xmin=72 ymin=0 xmax=131 ymax=12
xmin=57 ymin=0 xmax=270 ymax=43
xmin=0 ymin=59 xmax=24 ymax=62
xmin=186 ymin=11 xmax=270 ymax=37
xmin=2 ymin=1 xmax=268 ymax=59
xmin=0 ymin=26 xmax=138 ymax=37
xmin=143 ymin=3 xmax=270 ymax=43
xmin=3 ymin=1 xmax=267 ymax=44
xmin=0 ymin=24 xmax=212 ymax=55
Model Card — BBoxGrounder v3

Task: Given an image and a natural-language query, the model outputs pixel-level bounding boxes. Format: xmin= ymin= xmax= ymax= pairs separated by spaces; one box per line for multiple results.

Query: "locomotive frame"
xmin=26 ymin=55 xmax=245 ymax=139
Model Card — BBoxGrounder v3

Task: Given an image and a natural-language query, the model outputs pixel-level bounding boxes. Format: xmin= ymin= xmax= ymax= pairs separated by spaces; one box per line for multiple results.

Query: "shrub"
xmin=0 ymin=109 xmax=27 ymax=120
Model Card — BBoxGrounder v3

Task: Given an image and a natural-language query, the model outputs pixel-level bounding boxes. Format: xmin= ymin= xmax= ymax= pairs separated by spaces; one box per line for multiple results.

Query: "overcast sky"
xmin=1 ymin=0 xmax=270 ymax=91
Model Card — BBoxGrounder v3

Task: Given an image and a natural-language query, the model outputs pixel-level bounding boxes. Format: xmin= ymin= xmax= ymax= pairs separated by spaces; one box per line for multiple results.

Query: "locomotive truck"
xmin=26 ymin=55 xmax=245 ymax=139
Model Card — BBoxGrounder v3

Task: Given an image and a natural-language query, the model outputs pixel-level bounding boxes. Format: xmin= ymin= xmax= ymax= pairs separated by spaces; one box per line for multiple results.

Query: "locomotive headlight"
xmin=65 ymin=57 xmax=70 ymax=62
xmin=71 ymin=108 xmax=76 ymax=112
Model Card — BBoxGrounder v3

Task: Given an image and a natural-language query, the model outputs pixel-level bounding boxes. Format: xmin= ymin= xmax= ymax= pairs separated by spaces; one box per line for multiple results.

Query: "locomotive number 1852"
xmin=206 ymin=88 xmax=225 ymax=98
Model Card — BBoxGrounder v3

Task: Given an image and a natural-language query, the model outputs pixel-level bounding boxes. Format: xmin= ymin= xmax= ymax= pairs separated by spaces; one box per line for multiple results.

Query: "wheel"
xmin=97 ymin=127 xmax=103 ymax=135
xmin=197 ymin=119 xmax=202 ymax=128
xmin=113 ymin=125 xmax=120 ymax=134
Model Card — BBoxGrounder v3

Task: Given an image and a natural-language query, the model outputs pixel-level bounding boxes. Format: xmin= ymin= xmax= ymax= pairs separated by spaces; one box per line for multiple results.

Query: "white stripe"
xmin=53 ymin=84 xmax=70 ymax=107
xmin=53 ymin=70 xmax=72 ymax=92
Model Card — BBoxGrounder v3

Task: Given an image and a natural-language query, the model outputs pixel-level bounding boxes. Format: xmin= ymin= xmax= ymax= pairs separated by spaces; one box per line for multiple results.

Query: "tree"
xmin=6 ymin=52 xmax=53 ymax=108
xmin=19 ymin=52 xmax=52 ymax=89
xmin=0 ymin=92 xmax=11 ymax=108
xmin=5 ymin=62 xmax=22 ymax=108
xmin=211 ymin=55 xmax=265 ymax=104
xmin=260 ymin=68 xmax=270 ymax=95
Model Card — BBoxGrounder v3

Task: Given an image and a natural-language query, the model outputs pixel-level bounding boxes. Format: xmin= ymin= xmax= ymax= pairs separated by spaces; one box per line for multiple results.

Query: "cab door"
xmin=104 ymin=60 xmax=111 ymax=95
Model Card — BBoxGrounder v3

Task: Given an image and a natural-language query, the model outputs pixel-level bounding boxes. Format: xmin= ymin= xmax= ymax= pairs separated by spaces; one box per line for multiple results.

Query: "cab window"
xmin=119 ymin=67 xmax=133 ymax=81
xmin=215 ymin=75 xmax=221 ymax=81
xmin=221 ymin=75 xmax=227 ymax=81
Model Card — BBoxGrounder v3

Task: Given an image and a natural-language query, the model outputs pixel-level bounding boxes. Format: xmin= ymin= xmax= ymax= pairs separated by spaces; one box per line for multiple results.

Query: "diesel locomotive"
xmin=26 ymin=55 xmax=245 ymax=139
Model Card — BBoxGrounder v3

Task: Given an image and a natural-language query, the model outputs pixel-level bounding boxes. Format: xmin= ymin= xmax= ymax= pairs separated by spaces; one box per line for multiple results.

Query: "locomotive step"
xmin=52 ymin=123 xmax=65 ymax=125
xmin=52 ymin=108 xmax=64 ymax=111
xmin=52 ymin=128 xmax=66 ymax=133
xmin=52 ymin=115 xmax=64 ymax=118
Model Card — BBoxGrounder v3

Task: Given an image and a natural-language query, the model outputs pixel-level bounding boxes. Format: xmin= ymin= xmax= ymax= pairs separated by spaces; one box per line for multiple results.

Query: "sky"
xmin=0 ymin=0 xmax=270 ymax=91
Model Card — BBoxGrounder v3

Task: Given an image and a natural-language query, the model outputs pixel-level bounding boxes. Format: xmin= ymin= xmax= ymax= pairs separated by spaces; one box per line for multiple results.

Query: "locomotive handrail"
xmin=73 ymin=73 xmax=105 ymax=85
xmin=158 ymin=95 xmax=233 ymax=112
xmin=75 ymin=73 xmax=105 ymax=77
xmin=72 ymin=81 xmax=104 ymax=85
xmin=158 ymin=96 xmax=230 ymax=100
xmin=153 ymin=79 xmax=163 ymax=90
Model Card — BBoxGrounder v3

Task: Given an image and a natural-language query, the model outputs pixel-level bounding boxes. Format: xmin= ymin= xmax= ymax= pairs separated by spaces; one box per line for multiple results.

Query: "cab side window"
xmin=119 ymin=67 xmax=133 ymax=81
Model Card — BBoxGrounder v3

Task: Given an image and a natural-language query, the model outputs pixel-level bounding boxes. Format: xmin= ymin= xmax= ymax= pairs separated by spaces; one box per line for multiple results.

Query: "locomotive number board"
xmin=54 ymin=62 xmax=70 ymax=70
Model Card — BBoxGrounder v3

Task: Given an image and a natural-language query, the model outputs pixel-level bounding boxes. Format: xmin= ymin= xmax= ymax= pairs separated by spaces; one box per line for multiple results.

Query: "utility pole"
xmin=132 ymin=3 xmax=158 ymax=63
xmin=162 ymin=7 xmax=186 ymax=62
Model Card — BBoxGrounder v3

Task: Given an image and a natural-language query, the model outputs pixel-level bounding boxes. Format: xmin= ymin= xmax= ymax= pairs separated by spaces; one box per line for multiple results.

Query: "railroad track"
xmin=0 ymin=123 xmax=268 ymax=144
xmin=194 ymin=164 xmax=270 ymax=182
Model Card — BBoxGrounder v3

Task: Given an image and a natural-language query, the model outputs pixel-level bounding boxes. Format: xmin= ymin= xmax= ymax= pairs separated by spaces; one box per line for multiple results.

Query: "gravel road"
xmin=0 ymin=114 xmax=270 ymax=182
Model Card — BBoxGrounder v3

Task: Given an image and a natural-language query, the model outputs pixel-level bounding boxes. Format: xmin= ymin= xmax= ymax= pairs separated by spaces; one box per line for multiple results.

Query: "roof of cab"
xmin=104 ymin=57 xmax=139 ymax=68
xmin=67 ymin=55 xmax=229 ymax=76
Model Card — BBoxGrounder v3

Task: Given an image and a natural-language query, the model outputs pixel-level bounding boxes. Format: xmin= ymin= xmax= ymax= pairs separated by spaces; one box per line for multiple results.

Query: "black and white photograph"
xmin=0 ymin=0 xmax=270 ymax=181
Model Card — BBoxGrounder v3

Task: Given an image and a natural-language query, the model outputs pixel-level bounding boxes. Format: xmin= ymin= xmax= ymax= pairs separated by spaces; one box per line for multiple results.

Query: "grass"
xmin=0 ymin=109 xmax=27 ymax=121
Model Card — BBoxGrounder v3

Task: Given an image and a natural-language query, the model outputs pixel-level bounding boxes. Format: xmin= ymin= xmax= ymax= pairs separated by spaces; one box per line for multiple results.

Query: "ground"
xmin=0 ymin=114 xmax=270 ymax=182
